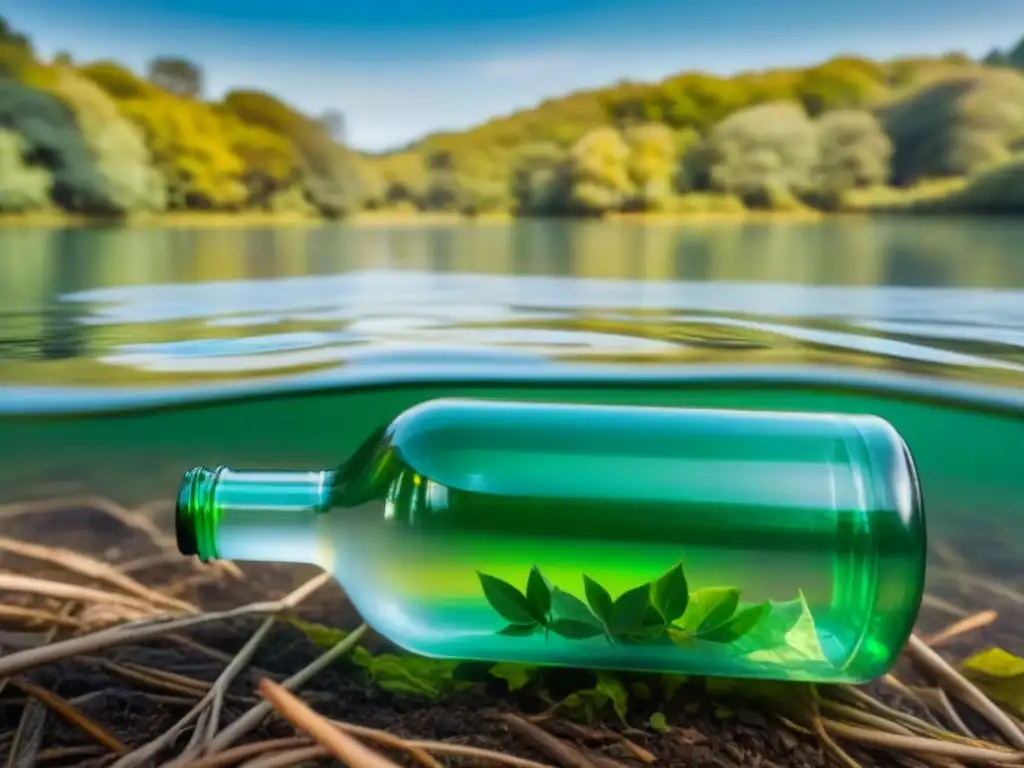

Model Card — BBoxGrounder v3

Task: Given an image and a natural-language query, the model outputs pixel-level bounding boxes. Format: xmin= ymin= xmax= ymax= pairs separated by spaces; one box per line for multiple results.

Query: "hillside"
xmin=1 ymin=13 xmax=1023 ymax=219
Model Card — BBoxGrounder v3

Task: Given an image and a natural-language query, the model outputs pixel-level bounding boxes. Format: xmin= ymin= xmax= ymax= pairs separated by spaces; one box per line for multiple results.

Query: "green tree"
xmin=48 ymin=66 xmax=166 ymax=213
xmin=222 ymin=90 xmax=366 ymax=216
xmin=624 ymin=123 xmax=675 ymax=211
xmin=683 ymin=101 xmax=819 ymax=207
xmin=815 ymin=109 xmax=892 ymax=191
xmin=878 ymin=68 xmax=1024 ymax=185
xmin=0 ymin=15 xmax=33 ymax=77
xmin=510 ymin=142 xmax=571 ymax=216
xmin=79 ymin=61 xmax=156 ymax=99
xmin=568 ymin=126 xmax=633 ymax=215
xmin=0 ymin=129 xmax=52 ymax=212
xmin=0 ymin=79 xmax=115 ymax=214
xmin=795 ymin=58 xmax=887 ymax=116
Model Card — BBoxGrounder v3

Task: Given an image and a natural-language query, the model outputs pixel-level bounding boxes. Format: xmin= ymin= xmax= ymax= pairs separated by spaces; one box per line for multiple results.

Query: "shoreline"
xmin=0 ymin=207 xmax=937 ymax=230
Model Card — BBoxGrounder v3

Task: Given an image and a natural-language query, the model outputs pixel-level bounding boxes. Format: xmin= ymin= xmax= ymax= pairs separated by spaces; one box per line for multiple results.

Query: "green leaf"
xmin=649 ymin=712 xmax=670 ymax=732
xmin=478 ymin=571 xmax=539 ymax=625
xmin=550 ymin=618 xmax=607 ymax=639
xmin=489 ymin=662 xmax=540 ymax=692
xmin=582 ymin=575 xmax=613 ymax=624
xmin=351 ymin=647 xmax=464 ymax=699
xmin=451 ymin=662 xmax=494 ymax=682
xmin=699 ymin=602 xmax=771 ymax=643
xmin=642 ymin=602 xmax=667 ymax=628
xmin=284 ymin=617 xmax=349 ymax=648
xmin=681 ymin=587 xmax=741 ymax=635
xmin=651 ymin=562 xmax=689 ymax=623
xmin=961 ymin=647 xmax=1024 ymax=715
xmin=499 ymin=623 xmax=540 ymax=637
xmin=558 ymin=673 xmax=630 ymax=723
xmin=609 ymin=583 xmax=652 ymax=636
xmin=551 ymin=587 xmax=603 ymax=626
xmin=734 ymin=591 xmax=828 ymax=665
xmin=526 ymin=566 xmax=552 ymax=620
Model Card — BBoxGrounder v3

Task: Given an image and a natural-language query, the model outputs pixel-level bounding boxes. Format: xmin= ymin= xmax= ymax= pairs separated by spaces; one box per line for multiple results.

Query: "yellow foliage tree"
xmin=118 ymin=95 xmax=246 ymax=209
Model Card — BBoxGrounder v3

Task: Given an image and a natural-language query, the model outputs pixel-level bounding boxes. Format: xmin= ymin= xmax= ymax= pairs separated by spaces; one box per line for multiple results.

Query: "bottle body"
xmin=177 ymin=398 xmax=926 ymax=683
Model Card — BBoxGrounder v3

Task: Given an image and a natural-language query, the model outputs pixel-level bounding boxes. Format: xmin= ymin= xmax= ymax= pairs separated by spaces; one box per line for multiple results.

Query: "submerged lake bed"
xmin=0 ymin=217 xmax=1023 ymax=765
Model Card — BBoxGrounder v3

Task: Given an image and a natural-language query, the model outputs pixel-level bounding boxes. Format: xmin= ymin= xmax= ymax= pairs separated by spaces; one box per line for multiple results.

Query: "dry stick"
xmin=237 ymin=745 xmax=329 ymax=768
xmin=35 ymin=745 xmax=106 ymax=764
xmin=823 ymin=720 xmax=1024 ymax=764
xmin=258 ymin=677 xmax=403 ymax=768
xmin=0 ymin=573 xmax=165 ymax=616
xmin=199 ymin=623 xmax=369 ymax=758
xmin=837 ymin=686 xmax=990 ymax=747
xmin=905 ymin=634 xmax=1024 ymax=750
xmin=6 ymin=679 xmax=128 ymax=755
xmin=329 ymin=723 xmax=443 ymax=768
xmin=881 ymin=675 xmax=954 ymax=734
xmin=499 ymin=712 xmax=600 ymax=768
xmin=204 ymin=618 xmax=275 ymax=743
xmin=110 ymin=573 xmax=332 ymax=768
xmin=0 ymin=571 xmax=333 ymax=679
xmin=331 ymin=720 xmax=556 ymax=768
xmin=921 ymin=610 xmax=999 ymax=648
xmin=184 ymin=708 xmax=213 ymax=755
xmin=5 ymin=697 xmax=47 ymax=768
xmin=809 ymin=691 xmax=863 ymax=768
xmin=910 ymin=687 xmax=977 ymax=739
xmin=179 ymin=738 xmax=311 ymax=768
xmin=0 ymin=605 xmax=86 ymax=630
xmin=818 ymin=700 xmax=960 ymax=768
xmin=91 ymin=658 xmax=209 ymax=698
xmin=0 ymin=535 xmax=198 ymax=614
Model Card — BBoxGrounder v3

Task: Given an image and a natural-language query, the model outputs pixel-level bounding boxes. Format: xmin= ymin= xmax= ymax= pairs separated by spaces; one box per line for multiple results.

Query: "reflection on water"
xmin=1 ymin=219 xmax=1024 ymax=391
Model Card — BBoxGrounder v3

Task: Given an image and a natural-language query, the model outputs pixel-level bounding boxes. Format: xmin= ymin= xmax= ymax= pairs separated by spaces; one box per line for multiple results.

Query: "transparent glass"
xmin=176 ymin=397 xmax=926 ymax=683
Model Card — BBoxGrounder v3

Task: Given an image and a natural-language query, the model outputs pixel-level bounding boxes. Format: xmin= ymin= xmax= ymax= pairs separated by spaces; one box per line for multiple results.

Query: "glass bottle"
xmin=175 ymin=397 xmax=926 ymax=683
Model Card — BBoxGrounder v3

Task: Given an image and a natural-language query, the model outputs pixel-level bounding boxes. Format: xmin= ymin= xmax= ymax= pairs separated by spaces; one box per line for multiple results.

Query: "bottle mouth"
xmin=176 ymin=466 xmax=222 ymax=561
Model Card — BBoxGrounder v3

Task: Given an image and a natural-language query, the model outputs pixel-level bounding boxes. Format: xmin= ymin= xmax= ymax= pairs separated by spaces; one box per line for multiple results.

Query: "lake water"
xmin=0 ymin=216 xmax=1022 ymax=645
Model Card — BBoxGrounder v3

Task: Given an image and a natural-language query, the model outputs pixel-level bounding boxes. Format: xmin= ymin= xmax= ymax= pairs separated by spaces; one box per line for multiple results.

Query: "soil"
xmin=1 ymin=494 xmax=1022 ymax=768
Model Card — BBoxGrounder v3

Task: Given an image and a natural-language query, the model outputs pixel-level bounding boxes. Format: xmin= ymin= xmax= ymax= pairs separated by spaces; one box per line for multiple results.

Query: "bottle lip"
xmin=175 ymin=471 xmax=198 ymax=557
xmin=176 ymin=466 xmax=222 ymax=561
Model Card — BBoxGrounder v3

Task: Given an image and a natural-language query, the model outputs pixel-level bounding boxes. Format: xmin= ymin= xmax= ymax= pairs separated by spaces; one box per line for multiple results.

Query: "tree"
xmin=878 ymin=68 xmax=1024 ymax=185
xmin=0 ymin=79 xmax=115 ymax=214
xmin=624 ymin=123 xmax=675 ymax=210
xmin=148 ymin=56 xmax=203 ymax=98
xmin=222 ymin=90 xmax=366 ymax=216
xmin=510 ymin=142 xmax=571 ymax=216
xmin=567 ymin=127 xmax=633 ymax=215
xmin=47 ymin=66 xmax=166 ymax=213
xmin=815 ymin=109 xmax=892 ymax=191
xmin=683 ymin=101 xmax=819 ymax=207
xmin=0 ymin=129 xmax=52 ymax=212
xmin=0 ymin=15 xmax=34 ymax=77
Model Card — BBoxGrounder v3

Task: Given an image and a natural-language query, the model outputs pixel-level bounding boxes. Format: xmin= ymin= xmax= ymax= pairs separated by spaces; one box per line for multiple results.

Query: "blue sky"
xmin=6 ymin=0 xmax=1022 ymax=151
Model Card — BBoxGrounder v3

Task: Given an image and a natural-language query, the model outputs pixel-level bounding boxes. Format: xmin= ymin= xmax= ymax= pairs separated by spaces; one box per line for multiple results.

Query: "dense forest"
xmin=1 ymin=14 xmax=1023 ymax=220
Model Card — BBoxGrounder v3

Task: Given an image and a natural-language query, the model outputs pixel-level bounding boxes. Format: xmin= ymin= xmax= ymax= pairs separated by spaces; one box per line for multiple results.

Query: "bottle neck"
xmin=176 ymin=466 xmax=333 ymax=565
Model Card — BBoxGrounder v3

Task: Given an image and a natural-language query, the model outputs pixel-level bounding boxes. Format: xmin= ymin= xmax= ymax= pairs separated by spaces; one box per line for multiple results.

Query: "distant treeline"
xmin=1 ymin=15 xmax=1024 ymax=220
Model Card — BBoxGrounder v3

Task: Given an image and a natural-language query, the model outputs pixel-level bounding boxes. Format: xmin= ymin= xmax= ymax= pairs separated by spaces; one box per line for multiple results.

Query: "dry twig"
xmin=258 ymin=677 xmax=403 ymax=768
xmin=905 ymin=634 xmax=1024 ymax=750
xmin=921 ymin=610 xmax=999 ymax=648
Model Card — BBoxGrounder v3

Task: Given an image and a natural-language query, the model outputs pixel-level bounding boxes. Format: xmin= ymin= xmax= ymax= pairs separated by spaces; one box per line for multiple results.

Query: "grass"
xmin=0 ymin=490 xmax=1023 ymax=768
